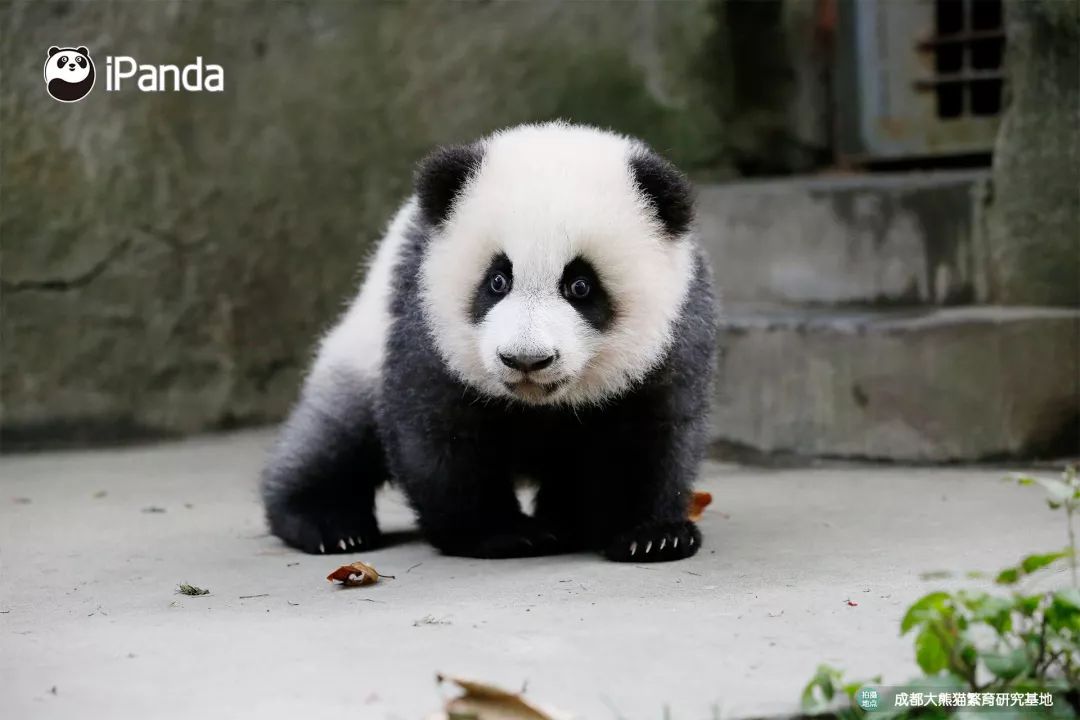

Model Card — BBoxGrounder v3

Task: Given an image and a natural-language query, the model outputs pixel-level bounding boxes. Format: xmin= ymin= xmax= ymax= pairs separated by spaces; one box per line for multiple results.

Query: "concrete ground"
xmin=0 ymin=431 xmax=1067 ymax=720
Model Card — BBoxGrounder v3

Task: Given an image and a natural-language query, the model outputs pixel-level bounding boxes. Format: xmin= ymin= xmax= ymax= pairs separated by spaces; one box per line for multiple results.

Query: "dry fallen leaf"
xmin=326 ymin=561 xmax=393 ymax=587
xmin=429 ymin=674 xmax=569 ymax=720
xmin=687 ymin=490 xmax=712 ymax=521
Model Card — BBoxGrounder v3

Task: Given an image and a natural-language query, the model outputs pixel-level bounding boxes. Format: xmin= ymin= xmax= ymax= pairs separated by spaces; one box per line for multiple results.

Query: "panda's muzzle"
xmin=498 ymin=351 xmax=557 ymax=373
xmin=503 ymin=377 xmax=568 ymax=399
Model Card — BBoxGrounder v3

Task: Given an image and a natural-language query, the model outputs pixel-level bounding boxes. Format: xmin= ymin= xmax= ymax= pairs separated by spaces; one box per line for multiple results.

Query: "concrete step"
xmin=697 ymin=170 xmax=989 ymax=307
xmin=710 ymin=305 xmax=1079 ymax=462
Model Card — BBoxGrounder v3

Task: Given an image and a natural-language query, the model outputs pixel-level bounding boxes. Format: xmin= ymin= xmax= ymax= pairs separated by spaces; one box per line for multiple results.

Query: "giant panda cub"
xmin=262 ymin=122 xmax=717 ymax=563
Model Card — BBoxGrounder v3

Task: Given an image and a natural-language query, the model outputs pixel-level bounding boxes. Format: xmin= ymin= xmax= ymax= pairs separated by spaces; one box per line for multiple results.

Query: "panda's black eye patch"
xmin=58 ymin=55 xmax=68 ymax=66
xmin=76 ymin=56 xmax=86 ymax=67
xmin=560 ymin=257 xmax=614 ymax=331
xmin=470 ymin=253 xmax=513 ymax=324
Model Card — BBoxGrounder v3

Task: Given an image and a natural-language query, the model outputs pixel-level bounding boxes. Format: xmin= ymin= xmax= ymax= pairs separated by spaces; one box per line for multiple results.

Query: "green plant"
xmin=802 ymin=466 xmax=1080 ymax=718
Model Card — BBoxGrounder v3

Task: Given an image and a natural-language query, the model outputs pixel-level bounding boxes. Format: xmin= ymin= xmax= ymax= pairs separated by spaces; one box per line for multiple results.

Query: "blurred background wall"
xmin=1 ymin=0 xmax=1076 ymax=460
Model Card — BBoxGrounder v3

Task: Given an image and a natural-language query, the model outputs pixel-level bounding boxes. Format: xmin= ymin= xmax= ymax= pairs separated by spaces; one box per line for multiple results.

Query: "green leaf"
xmin=1054 ymin=588 xmax=1080 ymax=610
xmin=995 ymin=567 xmax=1020 ymax=585
xmin=1016 ymin=594 xmax=1043 ymax=616
xmin=995 ymin=550 xmax=1072 ymax=585
xmin=983 ymin=648 xmax=1030 ymax=680
xmin=901 ymin=592 xmax=951 ymax=634
xmin=919 ymin=570 xmax=953 ymax=581
xmin=959 ymin=641 xmax=978 ymax=670
xmin=915 ymin=627 xmax=948 ymax=674
xmin=968 ymin=594 xmax=1014 ymax=633
xmin=801 ymin=664 xmax=843 ymax=714
xmin=1048 ymin=589 xmax=1080 ymax=632
xmin=1011 ymin=474 xmax=1075 ymax=504
xmin=1020 ymin=551 xmax=1070 ymax=574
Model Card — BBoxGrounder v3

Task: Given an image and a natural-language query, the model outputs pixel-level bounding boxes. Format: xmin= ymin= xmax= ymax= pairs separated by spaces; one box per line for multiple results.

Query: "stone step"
xmin=697 ymin=170 xmax=989 ymax=307
xmin=710 ymin=305 xmax=1079 ymax=462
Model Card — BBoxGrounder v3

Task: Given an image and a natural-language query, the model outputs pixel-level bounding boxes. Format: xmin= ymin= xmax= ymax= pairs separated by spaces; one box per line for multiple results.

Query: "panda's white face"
xmin=419 ymin=124 xmax=695 ymax=407
xmin=45 ymin=49 xmax=91 ymax=84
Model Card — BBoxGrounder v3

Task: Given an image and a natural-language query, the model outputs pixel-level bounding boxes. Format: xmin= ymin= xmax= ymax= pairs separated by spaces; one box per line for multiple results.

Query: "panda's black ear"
xmin=76 ymin=47 xmax=89 ymax=56
xmin=630 ymin=150 xmax=694 ymax=237
xmin=415 ymin=143 xmax=484 ymax=227
xmin=48 ymin=46 xmax=60 ymax=57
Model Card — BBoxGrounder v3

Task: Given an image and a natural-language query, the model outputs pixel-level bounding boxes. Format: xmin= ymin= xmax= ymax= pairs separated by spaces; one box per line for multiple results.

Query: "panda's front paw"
xmin=604 ymin=520 xmax=701 ymax=563
xmin=430 ymin=518 xmax=566 ymax=559
xmin=267 ymin=505 xmax=382 ymax=555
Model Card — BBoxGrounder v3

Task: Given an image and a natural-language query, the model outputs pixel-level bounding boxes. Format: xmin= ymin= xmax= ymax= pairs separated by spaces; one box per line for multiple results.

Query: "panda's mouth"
xmin=503 ymin=377 xmax=568 ymax=400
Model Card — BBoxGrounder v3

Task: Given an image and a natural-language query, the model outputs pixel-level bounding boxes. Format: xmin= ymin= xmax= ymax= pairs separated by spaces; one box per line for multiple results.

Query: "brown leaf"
xmin=432 ymin=674 xmax=569 ymax=720
xmin=326 ymin=561 xmax=392 ymax=587
xmin=687 ymin=490 xmax=712 ymax=521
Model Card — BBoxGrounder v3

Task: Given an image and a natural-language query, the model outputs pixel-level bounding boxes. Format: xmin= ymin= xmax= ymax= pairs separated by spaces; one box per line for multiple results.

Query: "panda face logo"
xmin=44 ymin=46 xmax=95 ymax=103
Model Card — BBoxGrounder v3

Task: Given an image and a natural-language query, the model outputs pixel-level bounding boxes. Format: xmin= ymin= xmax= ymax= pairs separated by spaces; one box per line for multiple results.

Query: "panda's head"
xmin=44 ymin=46 xmax=95 ymax=102
xmin=416 ymin=122 xmax=696 ymax=407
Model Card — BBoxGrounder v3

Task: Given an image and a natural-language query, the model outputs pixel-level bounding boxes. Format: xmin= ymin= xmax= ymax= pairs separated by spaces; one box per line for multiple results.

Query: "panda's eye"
xmin=565 ymin=277 xmax=591 ymax=300
xmin=489 ymin=272 xmax=510 ymax=295
xmin=76 ymin=56 xmax=85 ymax=67
xmin=58 ymin=55 xmax=68 ymax=66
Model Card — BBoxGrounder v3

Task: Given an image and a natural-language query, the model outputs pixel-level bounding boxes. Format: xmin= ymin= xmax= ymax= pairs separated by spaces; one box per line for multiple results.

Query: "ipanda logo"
xmin=45 ymin=45 xmax=224 ymax=102
xmin=44 ymin=46 xmax=95 ymax=102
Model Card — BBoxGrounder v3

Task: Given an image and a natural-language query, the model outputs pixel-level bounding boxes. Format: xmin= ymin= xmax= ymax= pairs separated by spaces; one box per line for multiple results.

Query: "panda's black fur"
xmin=262 ymin=123 xmax=717 ymax=562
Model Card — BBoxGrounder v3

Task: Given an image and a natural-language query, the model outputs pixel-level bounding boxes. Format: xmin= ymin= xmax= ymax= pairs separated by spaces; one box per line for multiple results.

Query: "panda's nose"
xmin=68 ymin=64 xmax=75 ymax=69
xmin=499 ymin=352 xmax=557 ymax=373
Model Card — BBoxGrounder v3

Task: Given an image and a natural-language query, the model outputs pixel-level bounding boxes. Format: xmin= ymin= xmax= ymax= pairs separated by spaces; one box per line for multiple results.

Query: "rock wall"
xmin=2 ymin=0 xmax=741 ymax=447
xmin=979 ymin=0 xmax=1080 ymax=307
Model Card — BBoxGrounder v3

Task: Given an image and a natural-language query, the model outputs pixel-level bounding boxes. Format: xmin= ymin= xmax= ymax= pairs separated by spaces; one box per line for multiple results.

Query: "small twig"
xmin=238 ymin=594 xmax=269 ymax=599
xmin=406 ymin=562 xmax=423 ymax=574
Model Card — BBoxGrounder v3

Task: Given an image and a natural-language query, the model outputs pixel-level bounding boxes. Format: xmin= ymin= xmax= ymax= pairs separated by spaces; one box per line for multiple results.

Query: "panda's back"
xmin=307 ymin=198 xmax=419 ymax=397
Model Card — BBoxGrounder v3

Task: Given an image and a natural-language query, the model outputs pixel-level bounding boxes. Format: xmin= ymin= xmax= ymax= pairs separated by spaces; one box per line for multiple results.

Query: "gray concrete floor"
xmin=0 ymin=431 xmax=1066 ymax=720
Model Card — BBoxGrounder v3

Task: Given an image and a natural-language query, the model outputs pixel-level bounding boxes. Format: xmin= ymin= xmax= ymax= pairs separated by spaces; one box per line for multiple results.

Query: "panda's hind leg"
xmin=261 ymin=383 xmax=386 ymax=554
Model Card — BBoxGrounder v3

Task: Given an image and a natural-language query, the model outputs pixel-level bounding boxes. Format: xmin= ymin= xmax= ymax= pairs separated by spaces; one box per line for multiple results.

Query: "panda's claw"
xmin=266 ymin=501 xmax=382 ymax=555
xmin=604 ymin=520 xmax=701 ymax=563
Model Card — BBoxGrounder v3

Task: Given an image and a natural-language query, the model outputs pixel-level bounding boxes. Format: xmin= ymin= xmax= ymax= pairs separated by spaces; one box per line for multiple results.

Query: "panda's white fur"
xmin=310 ymin=199 xmax=417 ymax=391
xmin=315 ymin=123 xmax=695 ymax=408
